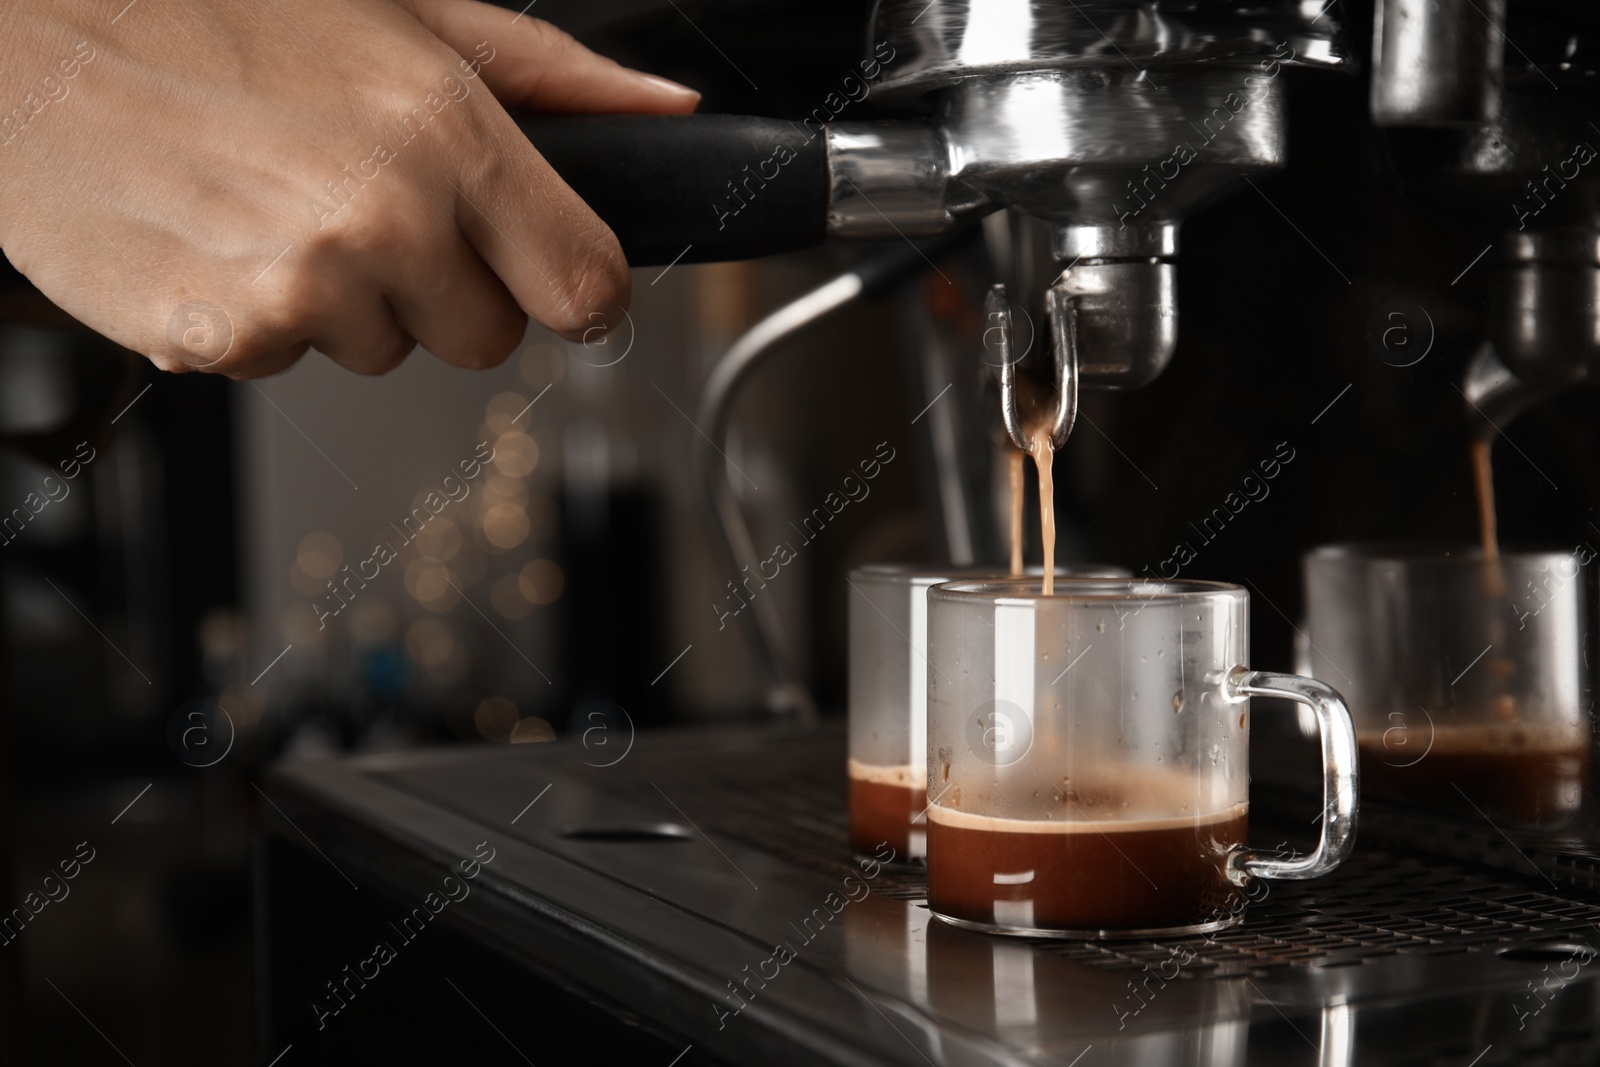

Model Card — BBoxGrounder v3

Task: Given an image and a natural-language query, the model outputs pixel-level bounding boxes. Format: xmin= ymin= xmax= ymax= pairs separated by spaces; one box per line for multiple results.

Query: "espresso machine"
xmin=529 ymin=0 xmax=1346 ymax=715
xmin=253 ymin=2 xmax=1600 ymax=1064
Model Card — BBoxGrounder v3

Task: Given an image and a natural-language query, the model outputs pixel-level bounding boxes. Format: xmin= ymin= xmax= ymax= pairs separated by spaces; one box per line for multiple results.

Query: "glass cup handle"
xmin=1224 ymin=667 xmax=1360 ymax=884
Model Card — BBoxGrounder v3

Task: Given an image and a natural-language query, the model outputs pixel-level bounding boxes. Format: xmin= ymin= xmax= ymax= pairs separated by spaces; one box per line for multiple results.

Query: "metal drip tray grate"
xmin=595 ymin=755 xmax=1600 ymax=976
xmin=1041 ymin=856 xmax=1600 ymax=976
xmin=270 ymin=730 xmax=1600 ymax=1066
xmin=595 ymin=756 xmax=932 ymax=897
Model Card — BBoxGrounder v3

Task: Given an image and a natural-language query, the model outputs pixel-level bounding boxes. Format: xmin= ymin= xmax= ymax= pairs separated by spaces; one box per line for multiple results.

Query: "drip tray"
xmin=258 ymin=722 xmax=1600 ymax=1066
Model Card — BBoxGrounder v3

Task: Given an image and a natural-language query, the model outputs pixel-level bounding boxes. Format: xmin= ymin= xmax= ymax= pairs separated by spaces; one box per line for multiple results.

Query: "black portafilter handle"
xmin=518 ymin=114 xmax=831 ymax=267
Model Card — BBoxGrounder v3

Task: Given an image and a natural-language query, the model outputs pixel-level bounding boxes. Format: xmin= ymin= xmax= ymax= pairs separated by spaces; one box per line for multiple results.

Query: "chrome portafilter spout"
xmin=1464 ymin=228 xmax=1600 ymax=442
xmin=988 ymin=225 xmax=1180 ymax=454
xmin=1491 ymin=229 xmax=1600 ymax=390
xmin=989 ymin=283 xmax=1076 ymax=453
xmin=1461 ymin=343 xmax=1562 ymax=443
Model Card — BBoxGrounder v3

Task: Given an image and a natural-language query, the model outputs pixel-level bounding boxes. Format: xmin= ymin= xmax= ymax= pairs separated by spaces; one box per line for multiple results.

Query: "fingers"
xmin=441 ymin=97 xmax=629 ymax=338
xmin=217 ymin=344 xmax=309 ymax=382
xmin=310 ymin=294 xmax=418 ymax=376
xmin=163 ymin=274 xmax=414 ymax=380
xmin=404 ymin=0 xmax=700 ymax=114
xmin=386 ymin=233 xmax=529 ymax=369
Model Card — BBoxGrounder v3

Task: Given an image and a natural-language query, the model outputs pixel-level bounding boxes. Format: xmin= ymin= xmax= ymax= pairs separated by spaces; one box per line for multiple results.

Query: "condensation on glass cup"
xmin=924 ymin=578 xmax=1359 ymax=939
xmin=1302 ymin=545 xmax=1591 ymax=828
xmin=846 ymin=563 xmax=1125 ymax=866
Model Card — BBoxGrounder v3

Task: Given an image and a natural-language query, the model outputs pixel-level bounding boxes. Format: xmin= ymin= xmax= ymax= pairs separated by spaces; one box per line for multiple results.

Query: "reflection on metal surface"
xmin=1461 ymin=343 xmax=1558 ymax=441
xmin=1319 ymin=1001 xmax=1356 ymax=1067
xmin=940 ymin=70 xmax=1285 ymax=226
xmin=1371 ymin=0 xmax=1505 ymax=126
xmin=825 ymin=122 xmax=954 ymax=237
xmin=868 ymin=0 xmax=1350 ymax=99
xmin=991 ymin=938 xmax=1038 ymax=1031
xmin=558 ymin=822 xmax=695 ymax=842
xmin=268 ymin=730 xmax=1600 ymax=1063
xmin=1492 ymin=228 xmax=1600 ymax=388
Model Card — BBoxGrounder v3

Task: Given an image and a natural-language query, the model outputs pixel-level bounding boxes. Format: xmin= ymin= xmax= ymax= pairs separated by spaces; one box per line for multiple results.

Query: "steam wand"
xmin=694 ymin=235 xmax=975 ymax=720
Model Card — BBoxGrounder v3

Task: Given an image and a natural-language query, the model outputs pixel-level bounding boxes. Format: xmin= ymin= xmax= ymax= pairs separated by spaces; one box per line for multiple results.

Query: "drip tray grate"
xmin=597 ymin=755 xmax=1600 ymax=977
xmin=1039 ymin=852 xmax=1600 ymax=976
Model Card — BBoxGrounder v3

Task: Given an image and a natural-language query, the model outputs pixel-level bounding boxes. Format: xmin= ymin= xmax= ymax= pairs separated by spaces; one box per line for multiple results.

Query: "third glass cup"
xmin=1302 ymin=545 xmax=1591 ymax=827
xmin=924 ymin=577 xmax=1358 ymax=938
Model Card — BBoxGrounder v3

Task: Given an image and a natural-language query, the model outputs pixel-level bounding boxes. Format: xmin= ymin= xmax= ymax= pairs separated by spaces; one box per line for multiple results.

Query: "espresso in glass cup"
xmin=925 ymin=578 xmax=1358 ymax=938
xmin=1303 ymin=545 xmax=1590 ymax=827
xmin=847 ymin=563 xmax=1125 ymax=865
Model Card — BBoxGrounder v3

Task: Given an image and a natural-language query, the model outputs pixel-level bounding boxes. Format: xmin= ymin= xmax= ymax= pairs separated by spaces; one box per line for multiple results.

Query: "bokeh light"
xmin=198 ymin=608 xmax=249 ymax=662
xmin=411 ymin=518 xmax=462 ymax=562
xmin=296 ymin=532 xmax=342 ymax=579
xmin=509 ymin=717 xmax=556 ymax=744
xmin=347 ymin=598 xmax=398 ymax=645
xmin=405 ymin=618 xmax=454 ymax=667
xmin=474 ymin=696 xmax=519 ymax=741
xmin=404 ymin=559 xmax=460 ymax=611
xmin=290 ymin=532 xmax=344 ymax=597
xmin=484 ymin=392 xmax=530 ymax=436
xmin=492 ymin=432 xmax=539 ymax=478
xmin=519 ymin=340 xmax=564 ymax=387
xmin=218 ymin=681 xmax=265 ymax=736
xmin=491 ymin=573 xmax=533 ymax=620
xmin=482 ymin=503 xmax=530 ymax=550
xmin=518 ymin=559 xmax=564 ymax=605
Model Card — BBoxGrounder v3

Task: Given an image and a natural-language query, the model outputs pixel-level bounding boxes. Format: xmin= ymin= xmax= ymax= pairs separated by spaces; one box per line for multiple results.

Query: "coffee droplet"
xmin=1239 ymin=712 xmax=1247 ymax=729
xmin=938 ymin=746 xmax=952 ymax=783
xmin=1172 ymin=692 xmax=1184 ymax=713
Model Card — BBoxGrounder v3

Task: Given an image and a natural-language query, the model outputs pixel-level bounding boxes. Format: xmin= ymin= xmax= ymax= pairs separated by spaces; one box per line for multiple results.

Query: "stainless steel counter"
xmin=256 ymin=724 xmax=1600 ymax=1065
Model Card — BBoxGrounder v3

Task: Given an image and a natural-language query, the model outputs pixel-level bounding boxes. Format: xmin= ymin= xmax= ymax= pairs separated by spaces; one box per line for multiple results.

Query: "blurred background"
xmin=6 ymin=0 xmax=1600 ymax=1062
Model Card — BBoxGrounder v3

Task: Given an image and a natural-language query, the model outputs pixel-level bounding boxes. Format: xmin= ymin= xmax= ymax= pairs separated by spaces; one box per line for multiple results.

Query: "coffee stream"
xmin=1007 ymin=449 xmax=1025 ymax=578
xmin=1005 ymin=416 xmax=1059 ymax=594
xmin=1470 ymin=438 xmax=1516 ymax=719
xmin=1471 ymin=438 xmax=1505 ymax=597
xmin=1032 ymin=433 xmax=1058 ymax=596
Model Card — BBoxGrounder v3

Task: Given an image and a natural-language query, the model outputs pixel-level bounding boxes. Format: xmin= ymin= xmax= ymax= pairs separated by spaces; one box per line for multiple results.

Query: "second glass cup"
xmin=925 ymin=578 xmax=1359 ymax=939
xmin=848 ymin=563 xmax=1125 ymax=865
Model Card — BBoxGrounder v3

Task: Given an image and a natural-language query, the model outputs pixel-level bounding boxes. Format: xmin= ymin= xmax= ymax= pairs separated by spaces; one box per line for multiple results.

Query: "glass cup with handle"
xmin=925 ymin=577 xmax=1358 ymax=938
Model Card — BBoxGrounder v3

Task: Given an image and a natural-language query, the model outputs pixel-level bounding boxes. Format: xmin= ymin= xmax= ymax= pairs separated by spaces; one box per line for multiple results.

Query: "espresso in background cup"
xmin=1303 ymin=545 xmax=1590 ymax=827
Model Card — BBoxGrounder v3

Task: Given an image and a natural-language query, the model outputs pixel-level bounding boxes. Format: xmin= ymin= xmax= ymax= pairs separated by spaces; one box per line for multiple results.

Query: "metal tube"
xmin=694 ymin=273 xmax=864 ymax=721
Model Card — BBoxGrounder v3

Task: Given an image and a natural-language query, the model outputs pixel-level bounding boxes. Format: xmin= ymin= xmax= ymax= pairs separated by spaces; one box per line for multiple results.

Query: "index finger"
xmin=406 ymin=2 xmax=701 ymax=114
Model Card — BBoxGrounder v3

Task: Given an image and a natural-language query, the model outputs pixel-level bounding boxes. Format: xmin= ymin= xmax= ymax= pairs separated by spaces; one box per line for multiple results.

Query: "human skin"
xmin=0 ymin=0 xmax=700 ymax=377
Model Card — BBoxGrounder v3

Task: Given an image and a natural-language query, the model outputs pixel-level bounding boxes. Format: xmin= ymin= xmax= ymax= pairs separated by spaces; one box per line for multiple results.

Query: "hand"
xmin=0 ymin=0 xmax=699 ymax=377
